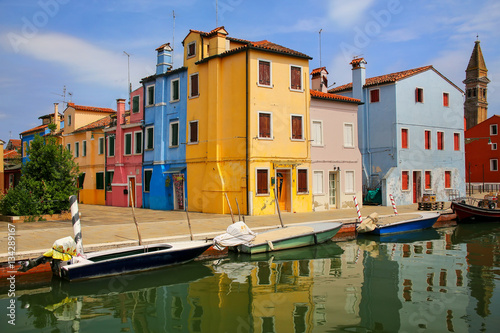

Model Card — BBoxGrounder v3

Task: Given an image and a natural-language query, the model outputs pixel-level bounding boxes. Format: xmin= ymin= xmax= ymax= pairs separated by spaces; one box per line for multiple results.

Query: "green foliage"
xmin=0 ymin=135 xmax=79 ymax=217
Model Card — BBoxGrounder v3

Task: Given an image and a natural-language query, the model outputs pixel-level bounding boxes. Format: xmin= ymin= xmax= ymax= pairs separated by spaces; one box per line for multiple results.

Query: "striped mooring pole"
xmin=353 ymin=196 xmax=362 ymax=223
xmin=69 ymin=195 xmax=84 ymax=256
xmin=389 ymin=194 xmax=398 ymax=215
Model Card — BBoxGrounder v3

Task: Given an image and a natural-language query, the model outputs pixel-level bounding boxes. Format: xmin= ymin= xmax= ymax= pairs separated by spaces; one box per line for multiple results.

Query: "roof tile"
xmin=310 ymin=89 xmax=361 ymax=104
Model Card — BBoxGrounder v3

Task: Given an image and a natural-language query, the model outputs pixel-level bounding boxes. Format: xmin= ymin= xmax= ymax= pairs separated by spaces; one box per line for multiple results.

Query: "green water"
xmin=1 ymin=223 xmax=499 ymax=332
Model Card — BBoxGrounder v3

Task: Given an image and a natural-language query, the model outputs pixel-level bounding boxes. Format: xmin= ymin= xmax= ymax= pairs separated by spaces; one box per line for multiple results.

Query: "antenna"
xmin=123 ymin=51 xmax=131 ymax=104
xmin=51 ymin=85 xmax=72 ymax=109
xmin=216 ymin=0 xmax=218 ymax=27
xmin=173 ymin=10 xmax=175 ymax=68
xmin=319 ymin=29 xmax=322 ymax=68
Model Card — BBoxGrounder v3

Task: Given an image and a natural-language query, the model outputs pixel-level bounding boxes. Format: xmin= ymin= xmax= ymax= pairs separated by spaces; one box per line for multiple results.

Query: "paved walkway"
xmin=0 ymin=202 xmax=453 ymax=261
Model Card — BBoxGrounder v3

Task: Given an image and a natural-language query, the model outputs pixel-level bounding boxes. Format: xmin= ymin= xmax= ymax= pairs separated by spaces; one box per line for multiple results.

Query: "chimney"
xmin=53 ymin=103 xmax=60 ymax=131
xmin=156 ymin=43 xmax=173 ymax=75
xmin=311 ymin=67 xmax=329 ymax=93
xmin=351 ymin=57 xmax=367 ymax=102
xmin=117 ymin=98 xmax=126 ymax=125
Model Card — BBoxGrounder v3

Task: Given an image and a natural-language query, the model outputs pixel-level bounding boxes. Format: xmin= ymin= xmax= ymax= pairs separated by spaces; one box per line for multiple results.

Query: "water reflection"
xmin=2 ymin=226 xmax=500 ymax=332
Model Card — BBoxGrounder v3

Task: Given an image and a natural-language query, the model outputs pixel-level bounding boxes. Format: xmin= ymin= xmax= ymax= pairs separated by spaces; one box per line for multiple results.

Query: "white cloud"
xmin=328 ymin=0 xmax=376 ymax=29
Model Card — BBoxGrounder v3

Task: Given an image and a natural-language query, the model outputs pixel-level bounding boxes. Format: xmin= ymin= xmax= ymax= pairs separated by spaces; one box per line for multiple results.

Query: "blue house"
xmin=142 ymin=43 xmax=188 ymax=210
xmin=331 ymin=58 xmax=465 ymax=205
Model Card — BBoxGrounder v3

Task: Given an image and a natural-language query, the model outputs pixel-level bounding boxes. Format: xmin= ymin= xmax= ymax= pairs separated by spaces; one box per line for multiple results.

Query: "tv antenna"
xmin=51 ymin=85 xmax=72 ymax=109
xmin=319 ymin=29 xmax=322 ymax=67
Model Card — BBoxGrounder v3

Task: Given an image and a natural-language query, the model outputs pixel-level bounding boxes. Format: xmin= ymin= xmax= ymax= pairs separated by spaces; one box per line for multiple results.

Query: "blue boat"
xmin=358 ymin=212 xmax=440 ymax=236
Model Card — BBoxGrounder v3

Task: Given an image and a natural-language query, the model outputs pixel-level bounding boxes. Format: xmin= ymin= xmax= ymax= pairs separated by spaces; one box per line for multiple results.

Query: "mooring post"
xmin=69 ymin=195 xmax=84 ymax=256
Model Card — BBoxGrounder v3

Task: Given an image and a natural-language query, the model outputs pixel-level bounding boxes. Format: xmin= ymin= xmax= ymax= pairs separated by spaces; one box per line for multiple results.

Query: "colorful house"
xmin=62 ymin=102 xmax=115 ymax=205
xmin=331 ymin=58 xmax=465 ymax=205
xmin=105 ymin=91 xmax=144 ymax=208
xmin=309 ymin=67 xmax=363 ymax=210
xmin=141 ymin=43 xmax=189 ymax=210
xmin=183 ymin=27 xmax=312 ymax=215
xmin=2 ymin=139 xmax=22 ymax=192
xmin=465 ymin=115 xmax=500 ymax=185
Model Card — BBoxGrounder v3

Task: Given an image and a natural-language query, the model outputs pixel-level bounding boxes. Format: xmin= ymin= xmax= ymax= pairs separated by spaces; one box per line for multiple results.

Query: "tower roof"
xmin=466 ymin=40 xmax=487 ymax=72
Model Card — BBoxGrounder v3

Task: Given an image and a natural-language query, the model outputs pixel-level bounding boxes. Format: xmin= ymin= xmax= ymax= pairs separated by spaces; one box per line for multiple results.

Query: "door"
xmin=173 ymin=173 xmax=185 ymax=210
xmin=276 ymin=169 xmax=291 ymax=212
xmin=329 ymin=172 xmax=338 ymax=209
xmin=412 ymin=171 xmax=421 ymax=203
xmin=128 ymin=177 xmax=136 ymax=207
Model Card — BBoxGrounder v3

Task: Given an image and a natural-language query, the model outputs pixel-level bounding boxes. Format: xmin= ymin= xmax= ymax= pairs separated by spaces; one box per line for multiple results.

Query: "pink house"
xmin=105 ymin=87 xmax=144 ymax=207
xmin=310 ymin=67 xmax=363 ymax=210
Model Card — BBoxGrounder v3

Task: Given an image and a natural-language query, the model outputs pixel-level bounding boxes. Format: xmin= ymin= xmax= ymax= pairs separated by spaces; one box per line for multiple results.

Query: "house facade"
xmin=183 ymin=27 xmax=312 ymax=216
xmin=309 ymin=67 xmax=363 ymax=210
xmin=2 ymin=139 xmax=21 ymax=192
xmin=331 ymin=58 xmax=465 ymax=205
xmin=141 ymin=43 xmax=189 ymax=210
xmin=465 ymin=115 xmax=500 ymax=184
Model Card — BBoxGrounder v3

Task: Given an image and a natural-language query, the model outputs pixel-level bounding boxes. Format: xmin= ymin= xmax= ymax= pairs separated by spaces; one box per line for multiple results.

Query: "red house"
xmin=465 ymin=115 xmax=500 ymax=185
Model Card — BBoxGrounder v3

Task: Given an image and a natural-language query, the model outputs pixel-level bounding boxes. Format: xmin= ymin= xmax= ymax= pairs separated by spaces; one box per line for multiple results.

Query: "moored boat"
xmin=356 ymin=212 xmax=440 ymax=236
xmin=451 ymin=198 xmax=500 ymax=223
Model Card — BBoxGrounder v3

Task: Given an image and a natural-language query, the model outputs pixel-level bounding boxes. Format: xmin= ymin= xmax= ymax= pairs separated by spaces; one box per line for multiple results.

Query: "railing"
xmin=467 ymin=183 xmax=500 ymax=195
xmin=453 ymin=196 xmax=498 ymax=209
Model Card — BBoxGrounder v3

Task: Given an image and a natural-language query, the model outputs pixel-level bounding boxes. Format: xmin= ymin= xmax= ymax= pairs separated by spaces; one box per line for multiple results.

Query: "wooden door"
xmin=129 ymin=177 xmax=136 ymax=207
xmin=412 ymin=171 xmax=421 ymax=204
xmin=276 ymin=170 xmax=291 ymax=212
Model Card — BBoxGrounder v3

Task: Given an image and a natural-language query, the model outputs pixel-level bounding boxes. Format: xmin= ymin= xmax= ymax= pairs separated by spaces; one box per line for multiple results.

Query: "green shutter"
xmin=96 ymin=172 xmax=104 ymax=190
xmin=132 ymin=96 xmax=139 ymax=113
xmin=125 ymin=134 xmax=132 ymax=155
xmin=172 ymin=80 xmax=179 ymax=101
xmin=171 ymin=123 xmax=179 ymax=146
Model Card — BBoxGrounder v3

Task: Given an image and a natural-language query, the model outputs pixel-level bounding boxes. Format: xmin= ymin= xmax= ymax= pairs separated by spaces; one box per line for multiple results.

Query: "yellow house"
xmin=183 ymin=27 xmax=312 ymax=215
xmin=62 ymin=103 xmax=115 ymax=205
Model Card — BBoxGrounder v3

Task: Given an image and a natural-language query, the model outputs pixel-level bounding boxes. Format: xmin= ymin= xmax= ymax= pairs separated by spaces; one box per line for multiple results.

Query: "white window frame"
xmin=108 ymin=135 xmax=115 ymax=157
xmin=134 ymin=130 xmax=143 ymax=154
xmin=189 ymin=72 xmax=199 ymax=98
xmin=82 ymin=140 xmax=87 ymax=157
xmin=289 ymin=64 xmax=303 ymax=92
xmin=258 ymin=111 xmax=273 ymax=140
xmin=290 ymin=114 xmax=304 ymax=141
xmin=415 ymin=87 xmax=424 ymax=103
xmin=424 ymin=170 xmax=433 ymax=190
xmin=98 ymin=137 xmax=104 ymax=155
xmin=344 ymin=170 xmax=355 ymax=194
xmin=74 ymin=141 xmax=79 ymax=158
xmin=311 ymin=120 xmax=323 ymax=146
xmin=169 ymin=121 xmax=180 ymax=148
xmin=67 ymin=114 xmax=72 ymax=126
xmin=187 ymin=41 xmax=196 ymax=58
xmin=492 ymin=143 xmax=497 ymax=151
xmin=66 ymin=143 xmax=71 ymax=152
xmin=188 ymin=120 xmax=199 ymax=144
xmin=132 ymin=95 xmax=140 ymax=113
xmin=145 ymin=126 xmax=154 ymax=150
xmin=170 ymin=78 xmax=180 ymax=102
xmin=490 ymin=124 xmax=498 ymax=136
xmin=437 ymin=131 xmax=445 ymax=150
xmin=491 ymin=159 xmax=498 ymax=172
xmin=343 ymin=122 xmax=355 ymax=148
xmin=146 ymin=85 xmax=155 ymax=106
xmin=401 ymin=170 xmax=410 ymax=191
xmin=313 ymin=170 xmax=324 ymax=195
xmin=143 ymin=169 xmax=153 ymax=193
xmin=453 ymin=132 xmax=461 ymax=151
xmin=401 ymin=127 xmax=409 ymax=149
xmin=297 ymin=168 xmax=309 ymax=194
xmin=257 ymin=59 xmax=272 ymax=88
xmin=443 ymin=91 xmax=450 ymax=107
xmin=124 ymin=133 xmax=132 ymax=156
xmin=255 ymin=168 xmax=270 ymax=196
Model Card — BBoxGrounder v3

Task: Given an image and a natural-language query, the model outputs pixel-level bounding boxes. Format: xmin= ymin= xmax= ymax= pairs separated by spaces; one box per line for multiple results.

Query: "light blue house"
xmin=142 ymin=43 xmax=188 ymax=210
xmin=330 ymin=58 xmax=465 ymax=205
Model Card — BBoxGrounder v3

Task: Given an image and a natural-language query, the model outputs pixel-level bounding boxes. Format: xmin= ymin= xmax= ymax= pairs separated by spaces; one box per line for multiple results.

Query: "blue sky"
xmin=1 ymin=0 xmax=500 ymax=144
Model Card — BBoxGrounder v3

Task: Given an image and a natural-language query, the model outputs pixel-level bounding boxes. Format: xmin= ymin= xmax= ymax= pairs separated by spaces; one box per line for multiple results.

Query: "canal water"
xmin=1 ymin=223 xmax=499 ymax=332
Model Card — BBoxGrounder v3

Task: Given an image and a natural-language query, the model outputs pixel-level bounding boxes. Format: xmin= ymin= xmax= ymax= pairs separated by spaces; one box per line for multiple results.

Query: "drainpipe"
xmin=246 ymin=47 xmax=250 ymax=215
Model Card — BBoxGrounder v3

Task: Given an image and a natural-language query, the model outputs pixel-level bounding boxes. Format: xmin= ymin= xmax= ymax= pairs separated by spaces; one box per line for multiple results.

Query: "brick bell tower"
xmin=463 ymin=39 xmax=489 ymax=130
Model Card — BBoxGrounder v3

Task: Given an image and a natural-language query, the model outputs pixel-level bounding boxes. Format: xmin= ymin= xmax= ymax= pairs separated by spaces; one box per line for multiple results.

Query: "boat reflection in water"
xmin=4 ymin=227 xmax=500 ymax=332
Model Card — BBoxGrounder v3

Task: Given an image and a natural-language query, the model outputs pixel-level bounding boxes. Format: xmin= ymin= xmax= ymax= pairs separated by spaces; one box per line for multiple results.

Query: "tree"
xmin=0 ymin=134 xmax=79 ymax=217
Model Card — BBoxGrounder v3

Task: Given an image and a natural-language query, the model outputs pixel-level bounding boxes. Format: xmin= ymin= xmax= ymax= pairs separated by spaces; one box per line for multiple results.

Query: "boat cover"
xmin=43 ymin=236 xmax=77 ymax=261
xmin=213 ymin=221 xmax=257 ymax=250
xmin=356 ymin=213 xmax=379 ymax=233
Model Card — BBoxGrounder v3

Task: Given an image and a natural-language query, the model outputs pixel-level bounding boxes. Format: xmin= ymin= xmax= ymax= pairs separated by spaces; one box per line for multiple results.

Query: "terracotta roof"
xmin=329 ymin=65 xmax=434 ymax=93
xmin=4 ymin=149 xmax=20 ymax=159
xmin=310 ymin=90 xmax=361 ymax=104
xmin=156 ymin=42 xmax=173 ymax=52
xmin=20 ymin=124 xmax=49 ymax=136
xmin=249 ymin=40 xmax=311 ymax=59
xmin=73 ymin=116 xmax=113 ymax=133
xmin=67 ymin=102 xmax=115 ymax=114
xmin=311 ymin=67 xmax=328 ymax=76
xmin=7 ymin=139 xmax=21 ymax=149
xmin=350 ymin=57 xmax=366 ymax=67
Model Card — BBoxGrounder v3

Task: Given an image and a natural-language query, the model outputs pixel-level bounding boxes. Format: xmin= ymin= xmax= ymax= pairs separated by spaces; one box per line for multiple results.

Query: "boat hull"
xmin=451 ymin=201 xmax=500 ymax=223
xmin=234 ymin=222 xmax=342 ymax=254
xmin=364 ymin=212 xmax=440 ymax=236
xmin=59 ymin=241 xmax=212 ymax=281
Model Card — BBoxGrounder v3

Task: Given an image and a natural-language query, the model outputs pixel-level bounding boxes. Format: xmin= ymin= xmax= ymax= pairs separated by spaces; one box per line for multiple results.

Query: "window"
xmin=171 ymin=79 xmax=180 ymax=102
xmin=256 ymin=169 xmax=269 ymax=195
xmin=147 ymin=85 xmax=155 ymax=106
xmin=134 ymin=131 xmax=143 ymax=154
xmin=105 ymin=171 xmax=114 ymax=191
xmin=96 ymin=172 xmax=104 ymax=190
xmin=297 ymin=169 xmax=308 ymax=194
xmin=402 ymin=171 xmax=409 ymax=190
xmin=170 ymin=121 xmax=179 ymax=147
xmin=258 ymin=112 xmax=272 ymax=139
xmin=78 ymin=173 xmax=85 ymax=189
xmin=311 ymin=120 xmax=323 ymax=146
xmin=124 ymin=133 xmax=132 ymax=155
xmin=290 ymin=65 xmax=302 ymax=90
xmin=187 ymin=41 xmax=196 ymax=58
xmin=345 ymin=171 xmax=355 ymax=193
xmin=108 ymin=135 xmax=115 ymax=157
xmin=74 ymin=141 xmax=79 ymax=158
xmin=491 ymin=124 xmax=498 ymax=135
xmin=424 ymin=130 xmax=431 ymax=149
xmin=291 ymin=115 xmax=303 ymax=140
xmin=344 ymin=123 xmax=354 ymax=148
xmin=415 ymin=87 xmax=424 ymax=103
xmin=313 ymin=171 xmax=324 ymax=195
xmin=82 ymin=140 xmax=87 ymax=157
xmin=145 ymin=126 xmax=154 ymax=150
xmin=67 ymin=114 xmax=72 ymax=126
xmin=454 ymin=133 xmax=460 ymax=151
xmin=491 ymin=159 xmax=498 ymax=171
xmin=98 ymin=137 xmax=104 ymax=155
xmin=189 ymin=120 xmax=198 ymax=143
xmin=401 ymin=128 xmax=408 ymax=149
xmin=492 ymin=143 xmax=497 ymax=150
xmin=258 ymin=60 xmax=271 ymax=87
xmin=132 ymin=95 xmax=140 ymax=113
xmin=425 ymin=171 xmax=432 ymax=189
xmin=190 ymin=73 xmax=199 ymax=98
xmin=370 ymin=89 xmax=380 ymax=103
xmin=144 ymin=169 xmax=153 ymax=192
xmin=443 ymin=92 xmax=449 ymax=107
xmin=445 ymin=171 xmax=451 ymax=188
xmin=437 ymin=131 xmax=444 ymax=150
xmin=66 ymin=143 xmax=71 ymax=152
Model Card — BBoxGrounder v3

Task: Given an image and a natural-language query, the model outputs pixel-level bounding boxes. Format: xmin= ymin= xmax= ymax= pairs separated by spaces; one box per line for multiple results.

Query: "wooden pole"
xmin=129 ymin=180 xmax=142 ymax=245
xmin=185 ymin=201 xmax=194 ymax=241
xmin=225 ymin=193 xmax=235 ymax=223
xmin=235 ymin=198 xmax=242 ymax=221
xmin=274 ymin=185 xmax=285 ymax=228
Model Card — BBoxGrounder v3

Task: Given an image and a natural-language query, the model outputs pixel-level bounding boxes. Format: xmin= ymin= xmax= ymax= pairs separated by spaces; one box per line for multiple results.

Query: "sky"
xmin=1 ymin=0 xmax=500 ymax=144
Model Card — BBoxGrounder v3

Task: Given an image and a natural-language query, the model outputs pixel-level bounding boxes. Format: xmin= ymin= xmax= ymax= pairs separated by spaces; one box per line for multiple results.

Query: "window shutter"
xmin=443 ymin=93 xmax=449 ymax=107
xmin=257 ymin=169 xmax=268 ymax=194
xmin=190 ymin=122 xmax=198 ymax=143
xmin=291 ymin=66 xmax=301 ymax=90
xmin=425 ymin=171 xmax=431 ymax=189
xmin=454 ymin=133 xmax=459 ymax=151
xmin=191 ymin=74 xmax=199 ymax=97
xmin=425 ymin=131 xmax=430 ymax=149
xmin=259 ymin=61 xmax=270 ymax=86
xmin=125 ymin=134 xmax=132 ymax=155
xmin=401 ymin=129 xmax=408 ymax=148
xmin=298 ymin=169 xmax=308 ymax=193
xmin=445 ymin=171 xmax=451 ymax=188
xmin=132 ymin=96 xmax=139 ymax=113
xmin=402 ymin=171 xmax=409 ymax=190
xmin=171 ymin=123 xmax=179 ymax=146
xmin=259 ymin=113 xmax=271 ymax=138
xmin=292 ymin=116 xmax=302 ymax=139
xmin=172 ymin=80 xmax=179 ymax=101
